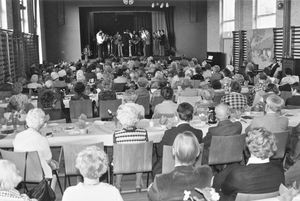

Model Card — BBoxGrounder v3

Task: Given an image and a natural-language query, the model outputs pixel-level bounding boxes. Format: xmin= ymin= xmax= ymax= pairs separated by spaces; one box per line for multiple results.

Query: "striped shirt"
xmin=113 ymin=127 xmax=148 ymax=144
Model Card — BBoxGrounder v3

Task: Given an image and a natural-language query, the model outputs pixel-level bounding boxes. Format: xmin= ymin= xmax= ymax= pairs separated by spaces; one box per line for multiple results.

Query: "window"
xmin=0 ymin=0 xmax=8 ymax=29
xmin=20 ymin=0 xmax=29 ymax=33
xmin=254 ymin=0 xmax=276 ymax=29
xmin=222 ymin=0 xmax=235 ymax=32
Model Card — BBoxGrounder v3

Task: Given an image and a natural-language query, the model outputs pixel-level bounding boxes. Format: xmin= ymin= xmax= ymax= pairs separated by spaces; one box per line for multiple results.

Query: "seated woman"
xmin=27 ymin=74 xmax=42 ymax=89
xmin=213 ymin=128 xmax=285 ymax=201
xmin=71 ymin=82 xmax=89 ymax=100
xmin=13 ymin=108 xmax=58 ymax=190
xmin=123 ymin=91 xmax=145 ymax=119
xmin=148 ymin=131 xmax=213 ymax=201
xmin=62 ymin=146 xmax=123 ymax=201
xmin=252 ymin=83 xmax=280 ymax=108
xmin=152 ymin=86 xmax=178 ymax=119
xmin=0 ymin=160 xmax=37 ymax=201
xmin=8 ymin=82 xmax=33 ymax=113
xmin=177 ymin=78 xmax=200 ymax=97
xmin=113 ymin=104 xmax=148 ymax=191
xmin=98 ymin=79 xmax=117 ymax=101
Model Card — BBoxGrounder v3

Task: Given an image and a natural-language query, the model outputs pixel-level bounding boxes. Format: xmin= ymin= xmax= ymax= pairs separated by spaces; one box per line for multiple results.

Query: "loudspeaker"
xmin=282 ymin=58 xmax=300 ymax=76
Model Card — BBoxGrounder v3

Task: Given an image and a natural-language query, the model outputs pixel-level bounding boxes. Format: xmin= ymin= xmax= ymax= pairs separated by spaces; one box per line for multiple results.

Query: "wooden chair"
xmin=99 ymin=99 xmax=122 ymax=120
xmin=208 ymin=135 xmax=246 ymax=165
xmin=0 ymin=149 xmax=63 ymax=193
xmin=213 ymin=91 xmax=225 ymax=104
xmin=280 ymin=91 xmax=292 ymax=103
xmin=62 ymin=142 xmax=104 ymax=189
xmin=136 ymin=95 xmax=150 ymax=116
xmin=271 ymin=131 xmax=290 ymax=159
xmin=162 ymin=144 xmax=204 ymax=174
xmin=113 ymin=142 xmax=153 ymax=192
xmin=43 ymin=108 xmax=64 ymax=121
xmin=235 ymin=191 xmax=279 ymax=201
xmin=69 ymin=99 xmax=93 ymax=119
xmin=177 ymin=96 xmax=202 ymax=108
xmin=112 ymin=83 xmax=126 ymax=92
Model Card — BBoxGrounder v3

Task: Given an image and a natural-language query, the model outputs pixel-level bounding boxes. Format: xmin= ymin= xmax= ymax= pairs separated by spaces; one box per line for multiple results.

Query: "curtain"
xmin=165 ymin=7 xmax=175 ymax=52
xmin=152 ymin=11 xmax=168 ymax=36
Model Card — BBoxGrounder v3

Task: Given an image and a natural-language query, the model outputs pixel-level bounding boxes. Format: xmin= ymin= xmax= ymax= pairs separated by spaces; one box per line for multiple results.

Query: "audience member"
xmin=113 ymin=104 xmax=148 ymax=191
xmin=62 ymin=146 xmax=123 ymax=201
xmin=154 ymin=103 xmax=203 ymax=175
xmin=153 ymin=86 xmax=177 ymax=118
xmin=71 ymin=82 xmax=89 ymax=100
xmin=213 ymin=128 xmax=284 ymax=201
xmin=148 ymin=132 xmax=213 ymax=201
xmin=246 ymin=94 xmax=288 ymax=133
xmin=221 ymin=81 xmax=248 ymax=110
xmin=286 ymin=82 xmax=300 ymax=106
xmin=0 ymin=160 xmax=37 ymax=201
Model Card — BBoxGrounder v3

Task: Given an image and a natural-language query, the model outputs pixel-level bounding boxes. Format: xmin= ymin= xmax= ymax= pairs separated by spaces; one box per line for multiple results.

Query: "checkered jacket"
xmin=221 ymin=92 xmax=248 ymax=110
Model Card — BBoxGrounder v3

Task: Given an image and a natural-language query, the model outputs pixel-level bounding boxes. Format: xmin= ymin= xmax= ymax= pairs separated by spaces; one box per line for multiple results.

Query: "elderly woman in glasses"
xmin=0 ymin=160 xmax=37 ymax=201
xmin=13 ymin=108 xmax=57 ymax=190
xmin=114 ymin=104 xmax=148 ymax=192
xmin=62 ymin=146 xmax=123 ymax=201
xmin=148 ymin=131 xmax=213 ymax=201
xmin=213 ymin=128 xmax=285 ymax=201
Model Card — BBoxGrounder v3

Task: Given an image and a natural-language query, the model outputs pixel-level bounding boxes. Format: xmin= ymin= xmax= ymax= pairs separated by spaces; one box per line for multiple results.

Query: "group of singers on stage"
xmin=96 ymin=28 xmax=167 ymax=59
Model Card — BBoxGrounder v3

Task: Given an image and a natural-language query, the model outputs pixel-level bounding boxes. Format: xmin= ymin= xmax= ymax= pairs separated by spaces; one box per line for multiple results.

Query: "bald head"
xmin=215 ymin=103 xmax=230 ymax=121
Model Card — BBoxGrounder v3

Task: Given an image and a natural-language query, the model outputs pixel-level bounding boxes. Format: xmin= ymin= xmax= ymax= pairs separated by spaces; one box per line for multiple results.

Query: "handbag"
xmin=24 ymin=152 xmax=56 ymax=201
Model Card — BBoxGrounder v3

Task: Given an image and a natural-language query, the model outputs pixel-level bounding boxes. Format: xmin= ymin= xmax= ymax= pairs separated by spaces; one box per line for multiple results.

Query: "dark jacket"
xmin=202 ymin=120 xmax=242 ymax=164
xmin=148 ymin=165 xmax=213 ymax=201
xmin=153 ymin=123 xmax=203 ymax=176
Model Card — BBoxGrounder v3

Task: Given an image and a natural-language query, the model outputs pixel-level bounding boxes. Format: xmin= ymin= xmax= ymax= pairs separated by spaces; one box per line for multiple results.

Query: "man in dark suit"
xmin=152 ymin=102 xmax=203 ymax=176
xmin=148 ymin=132 xmax=213 ymax=201
xmin=202 ymin=103 xmax=242 ymax=164
xmin=268 ymin=57 xmax=280 ymax=77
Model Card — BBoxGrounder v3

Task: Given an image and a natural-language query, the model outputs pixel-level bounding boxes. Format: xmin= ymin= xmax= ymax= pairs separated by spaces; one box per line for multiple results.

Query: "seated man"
xmin=221 ymin=81 xmax=247 ymax=110
xmin=202 ymin=103 xmax=242 ymax=164
xmin=153 ymin=102 xmax=203 ymax=176
xmin=148 ymin=132 xmax=213 ymax=201
xmin=286 ymin=82 xmax=300 ymax=106
xmin=246 ymin=94 xmax=288 ymax=133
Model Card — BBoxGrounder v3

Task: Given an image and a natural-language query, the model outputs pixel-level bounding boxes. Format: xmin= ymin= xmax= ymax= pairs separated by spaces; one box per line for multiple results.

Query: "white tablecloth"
xmin=0 ymin=109 xmax=299 ymax=148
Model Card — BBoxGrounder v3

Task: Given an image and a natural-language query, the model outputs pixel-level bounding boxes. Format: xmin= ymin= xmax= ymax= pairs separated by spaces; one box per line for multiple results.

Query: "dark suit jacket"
xmin=214 ymin=162 xmax=284 ymax=201
xmin=153 ymin=123 xmax=203 ymax=175
xmin=202 ymin=120 xmax=242 ymax=164
xmin=148 ymin=165 xmax=213 ymax=201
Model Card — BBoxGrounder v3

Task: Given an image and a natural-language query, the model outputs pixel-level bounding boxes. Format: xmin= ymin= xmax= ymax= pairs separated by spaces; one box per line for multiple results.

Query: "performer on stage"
xmin=122 ymin=29 xmax=131 ymax=57
xmin=141 ymin=28 xmax=151 ymax=57
xmin=114 ymin=32 xmax=123 ymax=57
xmin=159 ymin=30 xmax=166 ymax=56
xmin=131 ymin=30 xmax=141 ymax=56
xmin=96 ymin=30 xmax=105 ymax=59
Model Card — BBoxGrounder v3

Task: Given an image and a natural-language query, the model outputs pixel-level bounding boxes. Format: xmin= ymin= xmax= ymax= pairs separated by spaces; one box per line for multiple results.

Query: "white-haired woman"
xmin=148 ymin=131 xmax=213 ymax=201
xmin=0 ymin=160 xmax=37 ymax=201
xmin=62 ymin=146 xmax=123 ymax=201
xmin=214 ymin=128 xmax=285 ymax=201
xmin=114 ymin=104 xmax=148 ymax=191
xmin=13 ymin=108 xmax=57 ymax=190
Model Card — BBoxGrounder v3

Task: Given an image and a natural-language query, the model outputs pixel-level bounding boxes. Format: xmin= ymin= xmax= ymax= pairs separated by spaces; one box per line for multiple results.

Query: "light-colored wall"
xmin=207 ymin=0 xmax=220 ymax=52
xmin=173 ymin=1 xmax=207 ymax=59
xmin=43 ymin=1 xmax=208 ymax=62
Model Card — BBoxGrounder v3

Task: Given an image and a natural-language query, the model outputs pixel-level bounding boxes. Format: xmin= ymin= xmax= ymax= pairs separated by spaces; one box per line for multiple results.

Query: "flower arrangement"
xmin=183 ymin=187 xmax=220 ymax=201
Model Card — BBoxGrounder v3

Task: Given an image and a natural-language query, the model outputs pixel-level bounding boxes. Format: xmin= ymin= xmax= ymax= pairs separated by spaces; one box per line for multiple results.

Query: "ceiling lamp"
xmin=151 ymin=2 xmax=169 ymax=8
xmin=123 ymin=0 xmax=134 ymax=5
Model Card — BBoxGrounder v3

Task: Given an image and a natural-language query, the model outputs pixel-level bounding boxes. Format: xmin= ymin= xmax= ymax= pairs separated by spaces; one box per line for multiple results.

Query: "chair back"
xmin=112 ymin=83 xmax=126 ymax=92
xmin=162 ymin=144 xmax=204 ymax=174
xmin=213 ymin=91 xmax=225 ymax=104
xmin=136 ymin=95 xmax=150 ymax=116
xmin=69 ymin=99 xmax=93 ymax=119
xmin=271 ymin=131 xmax=290 ymax=159
xmin=209 ymin=135 xmax=246 ymax=165
xmin=99 ymin=99 xmax=122 ymax=120
xmin=43 ymin=108 xmax=64 ymax=121
xmin=25 ymin=151 xmax=44 ymax=182
xmin=0 ymin=149 xmax=26 ymax=179
xmin=152 ymin=112 xmax=176 ymax=119
xmin=235 ymin=191 xmax=279 ymax=201
xmin=0 ymin=150 xmax=44 ymax=183
xmin=113 ymin=142 xmax=153 ymax=174
xmin=63 ymin=142 xmax=104 ymax=176
xmin=151 ymin=96 xmax=164 ymax=110
xmin=177 ymin=96 xmax=201 ymax=108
